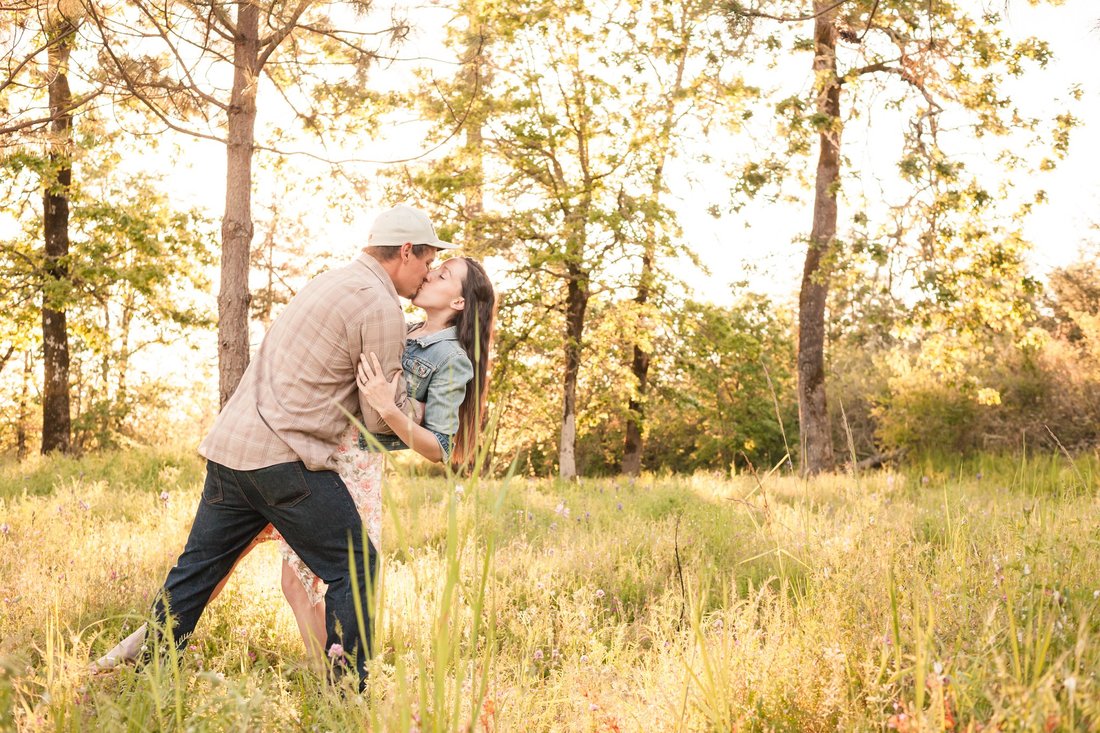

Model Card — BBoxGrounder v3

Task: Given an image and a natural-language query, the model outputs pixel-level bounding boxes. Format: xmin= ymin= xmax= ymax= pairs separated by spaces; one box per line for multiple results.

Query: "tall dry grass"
xmin=0 ymin=448 xmax=1097 ymax=731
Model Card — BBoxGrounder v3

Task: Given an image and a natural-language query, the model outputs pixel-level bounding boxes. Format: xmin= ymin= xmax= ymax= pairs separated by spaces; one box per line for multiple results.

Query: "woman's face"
xmin=412 ymin=257 xmax=468 ymax=314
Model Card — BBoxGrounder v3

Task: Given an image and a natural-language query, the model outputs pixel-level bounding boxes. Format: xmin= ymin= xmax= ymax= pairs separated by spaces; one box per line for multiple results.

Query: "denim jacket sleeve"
xmin=422 ymin=351 xmax=474 ymax=439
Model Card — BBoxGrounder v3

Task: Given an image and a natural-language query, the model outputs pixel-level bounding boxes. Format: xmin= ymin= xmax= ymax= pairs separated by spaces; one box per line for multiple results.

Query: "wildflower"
xmin=1023 ymin=564 xmax=1031 ymax=576
xmin=160 ymin=491 xmax=170 ymax=503
xmin=933 ymin=661 xmax=943 ymax=676
xmin=1064 ymin=676 xmax=1077 ymax=694
xmin=590 ymin=703 xmax=599 ymax=711
xmin=454 ymin=484 xmax=465 ymax=499
xmin=1093 ymin=590 xmax=1099 ymax=599
xmin=616 ymin=502 xmax=623 ymax=511
xmin=328 ymin=643 xmax=346 ymax=661
xmin=595 ymin=589 xmax=605 ymax=599
xmin=551 ymin=648 xmax=559 ymax=660
xmin=79 ymin=500 xmax=90 ymax=511
xmin=0 ymin=523 xmax=9 ymax=535
xmin=549 ymin=522 xmax=557 ymax=531
xmin=533 ymin=649 xmax=543 ymax=662
xmin=585 ymin=511 xmax=591 ymax=520
xmin=580 ymin=654 xmax=589 ymax=663
xmin=554 ymin=501 xmax=569 ymax=518
xmin=887 ymin=712 xmax=910 ymax=730
xmin=976 ymin=472 xmax=983 ymax=480
xmin=921 ymin=476 xmax=929 ymax=485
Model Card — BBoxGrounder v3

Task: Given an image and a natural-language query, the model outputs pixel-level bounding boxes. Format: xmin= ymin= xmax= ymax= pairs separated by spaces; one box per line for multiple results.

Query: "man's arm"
xmin=352 ymin=305 xmax=414 ymax=434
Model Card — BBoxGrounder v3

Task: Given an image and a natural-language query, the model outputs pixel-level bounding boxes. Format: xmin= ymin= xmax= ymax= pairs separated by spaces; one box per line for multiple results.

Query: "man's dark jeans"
xmin=150 ymin=460 xmax=376 ymax=686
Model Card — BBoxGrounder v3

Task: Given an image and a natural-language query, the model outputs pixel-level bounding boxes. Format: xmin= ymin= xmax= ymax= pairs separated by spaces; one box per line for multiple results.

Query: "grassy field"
xmin=0 ymin=448 xmax=1098 ymax=731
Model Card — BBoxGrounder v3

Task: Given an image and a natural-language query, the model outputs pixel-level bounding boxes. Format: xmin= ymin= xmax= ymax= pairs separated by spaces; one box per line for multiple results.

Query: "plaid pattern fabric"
xmin=199 ymin=253 xmax=410 ymax=471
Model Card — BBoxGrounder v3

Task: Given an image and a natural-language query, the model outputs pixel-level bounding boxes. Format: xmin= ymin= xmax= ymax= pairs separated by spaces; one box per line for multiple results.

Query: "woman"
xmin=95 ymin=256 xmax=495 ymax=670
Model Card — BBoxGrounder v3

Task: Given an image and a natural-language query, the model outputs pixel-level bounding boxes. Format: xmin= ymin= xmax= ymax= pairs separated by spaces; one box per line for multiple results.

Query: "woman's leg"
xmin=280 ymin=558 xmax=327 ymax=669
xmin=92 ymin=529 xmax=268 ymax=671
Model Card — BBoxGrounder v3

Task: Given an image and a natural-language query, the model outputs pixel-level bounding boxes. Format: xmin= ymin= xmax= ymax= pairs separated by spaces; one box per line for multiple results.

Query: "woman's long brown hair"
xmin=448 ymin=258 xmax=495 ymax=467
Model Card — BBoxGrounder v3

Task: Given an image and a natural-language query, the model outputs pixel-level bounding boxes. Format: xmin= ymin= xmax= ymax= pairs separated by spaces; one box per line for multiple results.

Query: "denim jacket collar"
xmin=408 ymin=323 xmax=459 ymax=348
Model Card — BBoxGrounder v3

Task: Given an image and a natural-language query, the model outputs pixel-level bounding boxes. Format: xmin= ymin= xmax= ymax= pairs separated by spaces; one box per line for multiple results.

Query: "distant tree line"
xmin=1 ymin=0 xmax=1092 ymax=475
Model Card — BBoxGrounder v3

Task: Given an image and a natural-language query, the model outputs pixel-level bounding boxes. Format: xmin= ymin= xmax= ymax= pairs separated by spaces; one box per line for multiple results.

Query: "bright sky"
xmin=671 ymin=0 xmax=1100 ymax=305
xmin=5 ymin=0 xmax=1095 ymax=310
xmin=344 ymin=0 xmax=1100 ymax=307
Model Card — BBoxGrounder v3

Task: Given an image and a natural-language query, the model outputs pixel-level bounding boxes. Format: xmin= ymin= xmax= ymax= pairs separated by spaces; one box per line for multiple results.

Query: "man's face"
xmin=393 ymin=245 xmax=437 ymax=298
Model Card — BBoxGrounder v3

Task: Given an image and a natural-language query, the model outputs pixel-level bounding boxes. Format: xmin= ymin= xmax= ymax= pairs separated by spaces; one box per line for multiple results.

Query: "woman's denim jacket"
xmin=361 ymin=324 xmax=473 ymax=461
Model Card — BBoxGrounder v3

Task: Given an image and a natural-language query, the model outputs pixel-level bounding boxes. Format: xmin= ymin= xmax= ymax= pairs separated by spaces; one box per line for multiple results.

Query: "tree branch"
xmin=257 ymin=0 xmax=314 ymax=69
xmin=128 ymin=2 xmax=230 ymax=110
xmin=0 ymin=24 xmax=77 ymax=96
xmin=730 ymin=0 xmax=851 ymax=23
xmin=0 ymin=88 xmax=104 ymax=135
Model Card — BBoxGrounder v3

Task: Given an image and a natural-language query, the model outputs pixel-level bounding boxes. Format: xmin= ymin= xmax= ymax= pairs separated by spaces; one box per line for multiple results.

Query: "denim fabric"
xmin=363 ymin=325 xmax=473 ymax=461
xmin=151 ymin=460 xmax=376 ymax=688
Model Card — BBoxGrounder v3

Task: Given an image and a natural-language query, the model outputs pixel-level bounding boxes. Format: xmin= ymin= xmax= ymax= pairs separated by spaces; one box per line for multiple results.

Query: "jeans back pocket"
xmin=248 ymin=462 xmax=313 ymax=509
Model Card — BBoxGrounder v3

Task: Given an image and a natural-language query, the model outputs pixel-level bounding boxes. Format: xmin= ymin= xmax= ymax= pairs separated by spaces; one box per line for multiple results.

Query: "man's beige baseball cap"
xmin=367 ymin=204 xmax=458 ymax=249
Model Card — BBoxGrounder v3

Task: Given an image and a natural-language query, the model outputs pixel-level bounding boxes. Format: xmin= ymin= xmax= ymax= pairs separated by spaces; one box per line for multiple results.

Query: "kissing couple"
xmin=94 ymin=204 xmax=496 ymax=690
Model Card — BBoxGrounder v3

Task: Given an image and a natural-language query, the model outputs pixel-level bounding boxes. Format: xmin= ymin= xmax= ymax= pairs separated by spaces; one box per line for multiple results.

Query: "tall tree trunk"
xmin=40 ymin=27 xmax=75 ymax=454
xmin=621 ymin=246 xmax=652 ymax=476
xmin=218 ymin=1 xmax=260 ymax=406
xmin=622 ymin=15 xmax=691 ymax=476
xmin=17 ymin=350 xmax=31 ymax=460
xmin=0 ymin=344 xmax=14 ymax=377
xmin=798 ymin=1 xmax=841 ymax=475
xmin=462 ymin=24 xmax=486 ymax=225
xmin=559 ymin=261 xmax=588 ymax=480
xmin=118 ymin=289 xmax=134 ymax=408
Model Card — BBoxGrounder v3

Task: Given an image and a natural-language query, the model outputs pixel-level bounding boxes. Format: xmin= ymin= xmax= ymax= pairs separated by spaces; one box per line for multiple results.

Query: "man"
xmin=149 ymin=204 xmax=455 ymax=687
